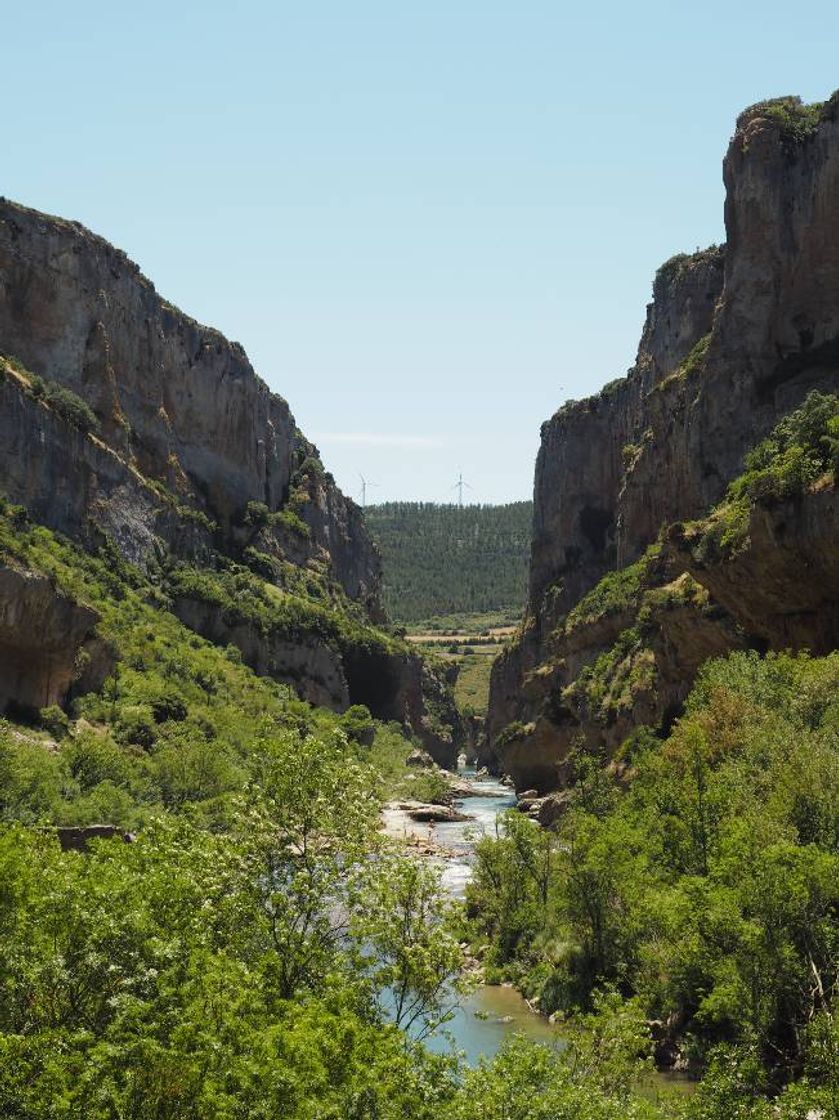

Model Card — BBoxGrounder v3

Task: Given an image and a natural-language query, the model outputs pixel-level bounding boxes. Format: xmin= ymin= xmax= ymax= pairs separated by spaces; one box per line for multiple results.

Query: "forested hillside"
xmin=364 ymin=502 xmax=532 ymax=622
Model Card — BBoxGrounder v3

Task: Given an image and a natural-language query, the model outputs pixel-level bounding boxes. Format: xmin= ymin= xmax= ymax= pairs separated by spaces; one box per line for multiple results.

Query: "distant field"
xmin=405 ymin=611 xmax=521 ymax=715
xmin=364 ymin=503 xmax=529 ymax=714
xmin=406 ymin=608 xmax=521 ymax=637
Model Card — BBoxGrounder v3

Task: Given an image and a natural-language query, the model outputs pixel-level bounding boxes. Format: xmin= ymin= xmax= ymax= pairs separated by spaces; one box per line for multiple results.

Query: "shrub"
xmin=243 ymin=546 xmax=279 ymax=580
xmin=749 ymin=95 xmax=824 ymax=147
xmin=565 ymin=545 xmax=660 ymax=633
xmin=244 ymin=500 xmax=271 ymax=527
xmin=495 ymin=720 xmax=532 ymax=749
xmin=340 ymin=704 xmax=375 ymax=747
xmin=276 ymin=508 xmax=311 ymax=539
xmin=38 ymin=704 xmax=70 ymax=738
xmin=692 ymin=392 xmax=839 ymax=561
xmin=45 ymin=384 xmax=100 ymax=433
xmin=113 ymin=705 xmax=157 ymax=750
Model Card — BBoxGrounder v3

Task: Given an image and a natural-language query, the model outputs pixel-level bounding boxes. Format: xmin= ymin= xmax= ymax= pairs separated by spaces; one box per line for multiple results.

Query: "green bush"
xmin=38 ymin=704 xmax=70 ymax=738
xmin=746 ymin=95 xmax=824 ymax=147
xmin=45 ymin=383 xmax=100 ymax=433
xmin=2 ymin=355 xmax=100 ymax=433
xmin=565 ymin=546 xmax=660 ymax=632
xmin=469 ymin=649 xmax=839 ymax=1086
xmin=276 ymin=507 xmax=311 ymax=538
xmin=495 ymin=720 xmax=532 ymax=749
xmin=244 ymin=500 xmax=271 ymax=527
xmin=340 ymin=703 xmax=375 ymax=746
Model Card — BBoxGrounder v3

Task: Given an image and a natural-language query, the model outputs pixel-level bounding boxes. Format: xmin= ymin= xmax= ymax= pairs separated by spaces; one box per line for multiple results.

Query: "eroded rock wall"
xmin=0 ymin=562 xmax=115 ymax=713
xmin=0 ymin=198 xmax=382 ymax=611
xmin=0 ymin=201 xmax=461 ymax=739
xmin=488 ymin=95 xmax=839 ymax=791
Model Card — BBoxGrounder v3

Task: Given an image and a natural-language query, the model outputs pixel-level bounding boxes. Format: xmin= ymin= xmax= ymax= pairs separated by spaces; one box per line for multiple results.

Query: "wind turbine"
xmin=452 ymin=471 xmax=472 ymax=508
xmin=359 ymin=473 xmax=378 ymax=508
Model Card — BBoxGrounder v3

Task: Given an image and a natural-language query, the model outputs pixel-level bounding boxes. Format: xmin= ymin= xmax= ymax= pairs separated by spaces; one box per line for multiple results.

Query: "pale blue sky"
xmin=3 ymin=2 xmax=837 ymax=502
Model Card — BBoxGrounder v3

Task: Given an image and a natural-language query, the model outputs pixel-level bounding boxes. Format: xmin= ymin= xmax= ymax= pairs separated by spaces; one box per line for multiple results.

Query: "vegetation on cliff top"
xmin=654 ymin=248 xmax=722 ymax=292
xmin=738 ymin=94 xmax=830 ymax=146
xmin=167 ymin=558 xmax=403 ymax=660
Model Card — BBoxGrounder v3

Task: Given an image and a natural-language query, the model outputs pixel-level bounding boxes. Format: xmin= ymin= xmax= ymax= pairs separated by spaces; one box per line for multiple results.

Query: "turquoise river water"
xmin=382 ymin=770 xmax=563 ymax=1065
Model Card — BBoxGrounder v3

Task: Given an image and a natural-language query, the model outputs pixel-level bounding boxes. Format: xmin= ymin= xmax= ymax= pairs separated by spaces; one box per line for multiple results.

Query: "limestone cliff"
xmin=487 ymin=93 xmax=839 ymax=792
xmin=0 ymin=200 xmax=461 ymax=761
xmin=0 ymin=197 xmax=381 ymax=610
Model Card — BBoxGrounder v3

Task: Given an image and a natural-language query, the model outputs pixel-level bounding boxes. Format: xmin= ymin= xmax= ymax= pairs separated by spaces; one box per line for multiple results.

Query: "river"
xmin=382 ymin=769 xmax=563 ymax=1064
xmin=382 ymin=771 xmax=696 ymax=1100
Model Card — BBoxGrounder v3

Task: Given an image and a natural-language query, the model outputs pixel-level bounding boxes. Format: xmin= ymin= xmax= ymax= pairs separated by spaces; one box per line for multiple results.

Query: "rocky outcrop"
xmin=0 ymin=561 xmax=115 ymax=713
xmin=55 ymin=825 xmax=135 ymax=853
xmin=489 ymin=94 xmax=839 ymax=792
xmin=671 ymin=484 xmax=839 ymax=653
xmin=0 ymin=368 xmax=211 ymax=566
xmin=528 ymin=246 xmax=725 ymax=622
xmin=406 ymin=803 xmax=470 ymax=823
xmin=342 ymin=648 xmax=462 ymax=768
xmin=172 ymin=593 xmax=350 ymax=710
xmin=172 ymin=588 xmax=462 ymax=765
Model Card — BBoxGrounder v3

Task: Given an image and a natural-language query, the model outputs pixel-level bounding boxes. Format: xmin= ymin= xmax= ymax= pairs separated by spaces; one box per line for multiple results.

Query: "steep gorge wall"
xmin=488 ymin=94 xmax=839 ymax=790
xmin=0 ymin=198 xmax=380 ymax=609
xmin=0 ymin=200 xmax=462 ymax=759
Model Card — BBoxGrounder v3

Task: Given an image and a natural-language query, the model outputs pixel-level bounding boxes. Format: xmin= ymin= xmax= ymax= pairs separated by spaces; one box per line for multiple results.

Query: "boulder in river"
xmin=447 ymin=779 xmax=481 ymax=798
xmin=407 ymin=804 xmax=471 ymax=823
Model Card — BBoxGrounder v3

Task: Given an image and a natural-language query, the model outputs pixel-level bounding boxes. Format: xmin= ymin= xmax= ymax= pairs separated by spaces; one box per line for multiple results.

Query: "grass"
xmin=403 ymin=611 xmax=520 ymax=717
xmin=407 ymin=609 xmax=521 ymax=636
xmin=564 ymin=544 xmax=661 ymax=634
xmin=570 ymin=626 xmax=656 ymax=723
xmin=653 ymin=333 xmax=711 ymax=394
xmin=166 ymin=558 xmax=404 ymax=659
xmin=0 ymin=496 xmax=436 ymax=829
xmin=454 ymin=651 xmax=496 ymax=714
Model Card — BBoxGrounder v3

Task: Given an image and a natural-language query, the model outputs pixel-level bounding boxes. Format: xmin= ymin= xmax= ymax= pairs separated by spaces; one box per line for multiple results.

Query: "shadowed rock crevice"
xmin=0 ymin=562 xmax=115 ymax=714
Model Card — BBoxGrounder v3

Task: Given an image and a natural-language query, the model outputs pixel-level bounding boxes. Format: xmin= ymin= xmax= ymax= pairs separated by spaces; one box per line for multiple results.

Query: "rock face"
xmin=172 ymin=590 xmax=461 ymax=766
xmin=528 ymin=246 xmax=725 ymax=622
xmin=0 ymin=561 xmax=115 ymax=713
xmin=171 ymin=593 xmax=351 ymax=711
xmin=0 ymin=200 xmax=462 ymax=755
xmin=670 ymin=486 xmax=839 ymax=654
xmin=0 ymin=198 xmax=381 ymax=610
xmin=488 ymin=94 xmax=839 ymax=792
